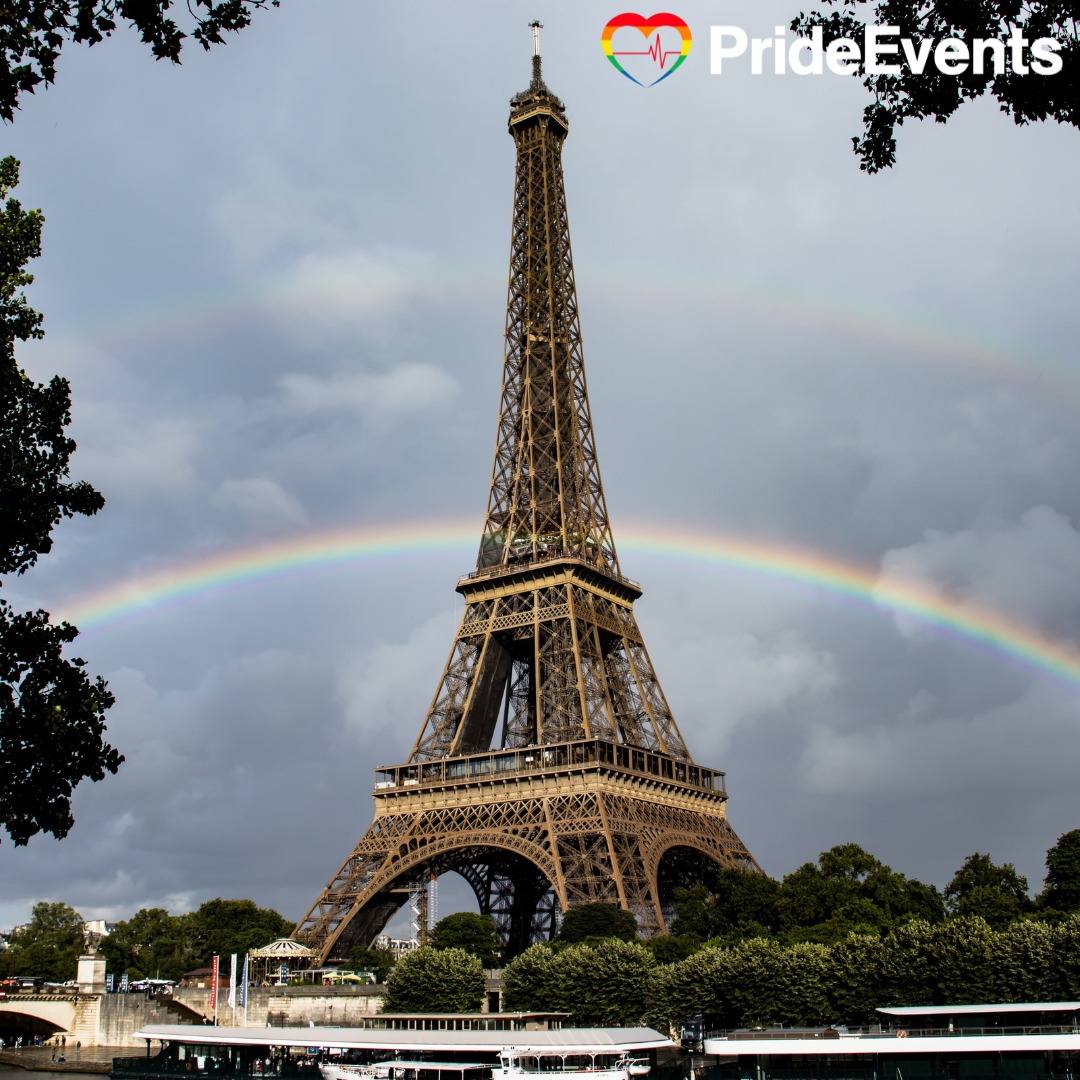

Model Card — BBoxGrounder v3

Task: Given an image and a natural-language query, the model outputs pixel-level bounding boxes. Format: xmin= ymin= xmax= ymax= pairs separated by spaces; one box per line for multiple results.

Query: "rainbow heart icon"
xmin=602 ymin=12 xmax=692 ymax=86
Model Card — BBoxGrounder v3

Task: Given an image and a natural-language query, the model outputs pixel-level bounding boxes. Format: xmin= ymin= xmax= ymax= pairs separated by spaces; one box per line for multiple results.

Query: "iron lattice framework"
xmin=294 ymin=48 xmax=759 ymax=966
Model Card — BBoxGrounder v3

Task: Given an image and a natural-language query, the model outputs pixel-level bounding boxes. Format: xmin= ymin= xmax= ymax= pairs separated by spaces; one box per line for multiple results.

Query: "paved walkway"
xmin=0 ymin=1044 xmax=123 ymax=1073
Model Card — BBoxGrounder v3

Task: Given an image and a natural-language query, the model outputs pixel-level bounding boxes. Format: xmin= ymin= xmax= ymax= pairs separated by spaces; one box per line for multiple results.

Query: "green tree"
xmin=0 ymin=1 xmax=281 ymax=121
xmin=557 ymin=902 xmax=638 ymax=943
xmin=502 ymin=943 xmax=560 ymax=1014
xmin=945 ymin=853 xmax=1029 ymax=927
xmin=100 ymin=907 xmax=192 ymax=982
xmin=183 ymin=898 xmax=293 ymax=966
xmin=380 ymin=946 xmax=484 ymax=1013
xmin=725 ymin=937 xmax=830 ymax=1028
xmin=928 ymin=916 xmax=995 ymax=1004
xmin=430 ymin=912 xmax=499 ymax=967
xmin=826 ymin=932 xmax=886 ymax=1023
xmin=556 ymin=939 xmax=656 ymax=1026
xmin=645 ymin=934 xmax=700 ymax=965
xmin=671 ymin=871 xmax=781 ymax=944
xmin=346 ymin=945 xmax=397 ymax=984
xmin=791 ymin=1 xmax=1080 ymax=172
xmin=1054 ymin=915 xmax=1080 ymax=999
xmin=3 ymin=900 xmax=85 ymax=981
xmin=778 ymin=844 xmax=943 ymax=943
xmin=647 ymin=945 xmax=737 ymax=1032
xmin=1040 ymin=829 xmax=1080 ymax=912
xmin=0 ymin=157 xmax=119 ymax=847
xmin=993 ymin=919 xmax=1059 ymax=1003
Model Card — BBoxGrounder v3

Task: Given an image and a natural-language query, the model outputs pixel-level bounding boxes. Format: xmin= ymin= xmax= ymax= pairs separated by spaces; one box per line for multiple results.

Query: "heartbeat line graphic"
xmin=613 ymin=30 xmax=683 ymax=70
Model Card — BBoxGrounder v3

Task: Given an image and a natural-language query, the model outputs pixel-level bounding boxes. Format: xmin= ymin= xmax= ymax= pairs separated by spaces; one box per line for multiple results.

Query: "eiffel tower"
xmin=294 ymin=29 xmax=759 ymax=965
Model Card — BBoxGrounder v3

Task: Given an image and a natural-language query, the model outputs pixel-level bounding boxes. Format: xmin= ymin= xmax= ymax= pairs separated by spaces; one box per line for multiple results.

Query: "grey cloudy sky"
xmin=2 ymin=0 xmax=1079 ymax=933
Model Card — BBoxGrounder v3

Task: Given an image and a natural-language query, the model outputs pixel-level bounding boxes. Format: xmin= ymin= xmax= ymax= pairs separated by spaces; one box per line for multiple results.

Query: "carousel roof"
xmin=248 ymin=938 xmax=317 ymax=959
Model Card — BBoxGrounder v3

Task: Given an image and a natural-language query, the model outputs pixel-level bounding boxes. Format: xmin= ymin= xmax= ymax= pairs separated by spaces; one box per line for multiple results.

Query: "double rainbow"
xmin=53 ymin=520 xmax=1080 ymax=693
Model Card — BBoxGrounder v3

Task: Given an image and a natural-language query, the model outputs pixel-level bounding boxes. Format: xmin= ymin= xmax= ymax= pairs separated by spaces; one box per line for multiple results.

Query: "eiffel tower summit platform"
xmin=293 ymin=28 xmax=760 ymax=966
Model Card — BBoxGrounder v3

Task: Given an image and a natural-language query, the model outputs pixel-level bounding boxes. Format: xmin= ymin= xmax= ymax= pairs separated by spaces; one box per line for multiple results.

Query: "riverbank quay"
xmin=0 ymin=1045 xmax=124 ymax=1073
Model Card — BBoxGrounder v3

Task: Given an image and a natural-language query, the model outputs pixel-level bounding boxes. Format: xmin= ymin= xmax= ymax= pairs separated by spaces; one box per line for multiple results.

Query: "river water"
xmin=0 ymin=1071 xmax=108 ymax=1080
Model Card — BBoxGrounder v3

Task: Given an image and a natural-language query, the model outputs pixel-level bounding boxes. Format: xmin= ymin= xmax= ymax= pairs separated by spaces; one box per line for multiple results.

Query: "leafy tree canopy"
xmin=380 ymin=946 xmax=485 ymax=1013
xmin=1 ymin=156 xmax=119 ymax=846
xmin=183 ymin=898 xmax=293 ymax=966
xmin=945 ymin=852 xmax=1029 ymax=928
xmin=0 ymin=1 xmax=280 ymax=122
xmin=792 ymin=1 xmax=1080 ymax=171
xmin=99 ymin=907 xmax=193 ymax=982
xmin=557 ymin=901 xmax=638 ymax=944
xmin=1 ymin=900 xmax=85 ymax=981
xmin=1041 ymin=829 xmax=1080 ymax=912
xmin=777 ymin=844 xmax=944 ymax=943
xmin=430 ymin=912 xmax=499 ymax=967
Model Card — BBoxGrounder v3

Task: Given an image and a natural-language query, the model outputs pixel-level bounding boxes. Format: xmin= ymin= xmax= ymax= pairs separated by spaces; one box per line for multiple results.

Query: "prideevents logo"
xmin=710 ymin=23 xmax=1064 ymax=76
xmin=602 ymin=12 xmax=692 ymax=86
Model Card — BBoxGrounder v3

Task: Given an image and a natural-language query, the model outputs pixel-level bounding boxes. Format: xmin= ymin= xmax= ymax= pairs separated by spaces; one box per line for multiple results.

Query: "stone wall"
xmin=171 ymin=986 xmax=385 ymax=1029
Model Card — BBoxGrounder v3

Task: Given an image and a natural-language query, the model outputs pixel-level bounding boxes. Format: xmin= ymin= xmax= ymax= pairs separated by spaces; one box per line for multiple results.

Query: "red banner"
xmin=209 ymin=955 xmax=219 ymax=1011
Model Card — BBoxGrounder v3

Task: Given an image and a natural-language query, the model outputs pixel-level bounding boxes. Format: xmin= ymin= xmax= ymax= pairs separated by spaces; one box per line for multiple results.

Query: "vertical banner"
xmin=228 ymin=953 xmax=237 ymax=1009
xmin=209 ymin=955 xmax=220 ymax=1012
xmin=238 ymin=954 xmax=249 ymax=1009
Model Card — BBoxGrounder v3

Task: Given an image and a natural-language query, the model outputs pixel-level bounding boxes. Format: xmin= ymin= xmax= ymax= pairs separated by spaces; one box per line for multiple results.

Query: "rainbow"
xmin=53 ymin=520 xmax=1080 ymax=692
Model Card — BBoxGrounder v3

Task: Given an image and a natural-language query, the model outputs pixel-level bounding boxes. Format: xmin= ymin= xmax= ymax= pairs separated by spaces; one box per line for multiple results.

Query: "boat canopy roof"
xmin=877 ymin=1002 xmax=1080 ymax=1017
xmin=133 ymin=1025 xmax=672 ymax=1056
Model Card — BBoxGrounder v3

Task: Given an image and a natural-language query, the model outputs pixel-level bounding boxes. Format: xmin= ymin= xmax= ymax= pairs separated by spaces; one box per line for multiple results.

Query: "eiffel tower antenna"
xmin=294 ymin=35 xmax=759 ymax=966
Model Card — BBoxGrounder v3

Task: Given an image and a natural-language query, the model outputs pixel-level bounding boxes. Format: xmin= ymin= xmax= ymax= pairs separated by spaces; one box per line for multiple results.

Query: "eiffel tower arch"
xmin=294 ymin=35 xmax=760 ymax=966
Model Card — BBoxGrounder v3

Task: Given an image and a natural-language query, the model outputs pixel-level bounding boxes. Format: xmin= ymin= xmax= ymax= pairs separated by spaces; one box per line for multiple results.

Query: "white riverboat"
xmin=702 ymin=1001 xmax=1080 ymax=1080
xmin=494 ymin=1048 xmax=632 ymax=1080
xmin=117 ymin=1023 xmax=669 ymax=1080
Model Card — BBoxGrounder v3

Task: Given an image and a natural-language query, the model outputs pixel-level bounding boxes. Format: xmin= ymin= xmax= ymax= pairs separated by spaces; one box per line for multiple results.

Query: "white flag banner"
xmin=228 ymin=953 xmax=237 ymax=1009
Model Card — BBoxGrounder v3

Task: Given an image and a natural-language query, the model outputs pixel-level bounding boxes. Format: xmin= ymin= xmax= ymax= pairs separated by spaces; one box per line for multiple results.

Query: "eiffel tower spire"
xmin=294 ymin=37 xmax=758 ymax=965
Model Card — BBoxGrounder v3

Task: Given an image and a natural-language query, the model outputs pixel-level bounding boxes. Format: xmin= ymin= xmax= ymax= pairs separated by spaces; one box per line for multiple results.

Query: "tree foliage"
xmin=183 ymin=897 xmax=293 ymax=964
xmin=430 ymin=912 xmax=499 ymax=967
xmin=380 ymin=946 xmax=485 ymax=1013
xmin=0 ymin=1 xmax=280 ymax=121
xmin=557 ymin=901 xmax=638 ymax=943
xmin=503 ymin=938 xmax=655 ymax=1025
xmin=99 ymin=906 xmax=192 ymax=982
xmin=8 ymin=898 xmax=294 ymax=982
xmin=1041 ymin=829 xmax=1080 ymax=912
xmin=945 ymin=852 xmax=1030 ymax=928
xmin=1 ymin=156 xmax=119 ymax=846
xmin=0 ymin=900 xmax=85 ymax=981
xmin=792 ymin=1 xmax=1080 ymax=171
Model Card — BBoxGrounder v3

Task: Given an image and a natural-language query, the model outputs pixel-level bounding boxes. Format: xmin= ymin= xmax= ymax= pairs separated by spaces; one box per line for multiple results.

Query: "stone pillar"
xmin=77 ymin=954 xmax=107 ymax=994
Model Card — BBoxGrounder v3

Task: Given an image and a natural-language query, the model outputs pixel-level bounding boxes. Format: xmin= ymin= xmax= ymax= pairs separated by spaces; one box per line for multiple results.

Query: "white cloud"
xmin=800 ymin=679 xmax=1080 ymax=800
xmin=266 ymin=248 xmax=437 ymax=347
xmin=336 ymin=609 xmax=463 ymax=738
xmin=211 ymin=477 xmax=309 ymax=532
xmin=656 ymin=629 xmax=839 ymax=756
xmin=277 ymin=362 xmax=459 ymax=424
xmin=72 ymin=405 xmax=203 ymax=498
xmin=876 ymin=506 xmax=1080 ymax=638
